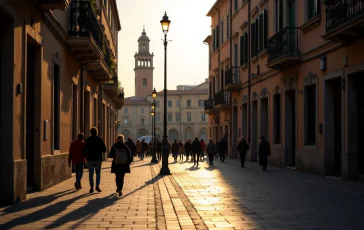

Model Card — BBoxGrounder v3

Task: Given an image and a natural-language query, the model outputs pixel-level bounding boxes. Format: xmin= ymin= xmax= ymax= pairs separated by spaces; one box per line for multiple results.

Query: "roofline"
xmin=112 ymin=0 xmax=122 ymax=31
xmin=206 ymin=0 xmax=223 ymax=16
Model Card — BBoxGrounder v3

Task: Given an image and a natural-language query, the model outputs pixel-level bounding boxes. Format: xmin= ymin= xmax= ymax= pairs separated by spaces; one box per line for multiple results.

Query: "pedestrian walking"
xmin=125 ymin=137 xmax=136 ymax=164
xmin=217 ymin=138 xmax=227 ymax=162
xmin=83 ymin=127 xmax=106 ymax=193
xmin=185 ymin=139 xmax=192 ymax=161
xmin=258 ymin=136 xmax=271 ymax=171
xmin=171 ymin=140 xmax=179 ymax=161
xmin=191 ymin=137 xmax=201 ymax=166
xmin=237 ymin=137 xmax=249 ymax=168
xmin=141 ymin=139 xmax=148 ymax=160
xmin=136 ymin=140 xmax=142 ymax=159
xmin=179 ymin=140 xmax=184 ymax=161
xmin=200 ymin=139 xmax=206 ymax=161
xmin=206 ymin=138 xmax=217 ymax=165
xmin=108 ymin=134 xmax=132 ymax=196
xmin=156 ymin=139 xmax=162 ymax=161
xmin=68 ymin=133 xmax=86 ymax=190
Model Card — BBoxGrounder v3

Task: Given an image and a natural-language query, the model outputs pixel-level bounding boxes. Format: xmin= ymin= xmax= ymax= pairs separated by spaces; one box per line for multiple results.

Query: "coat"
xmin=136 ymin=142 xmax=142 ymax=152
xmin=68 ymin=139 xmax=86 ymax=164
xmin=200 ymin=141 xmax=206 ymax=152
xmin=237 ymin=139 xmax=249 ymax=155
xmin=258 ymin=140 xmax=271 ymax=157
xmin=191 ymin=139 xmax=201 ymax=153
xmin=171 ymin=142 xmax=180 ymax=153
xmin=206 ymin=142 xmax=217 ymax=155
xmin=84 ymin=135 xmax=106 ymax=162
xmin=108 ymin=142 xmax=132 ymax=174
xmin=217 ymin=139 xmax=227 ymax=153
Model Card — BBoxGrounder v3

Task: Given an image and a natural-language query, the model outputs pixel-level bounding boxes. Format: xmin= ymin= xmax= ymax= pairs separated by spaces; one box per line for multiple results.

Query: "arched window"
xmin=142 ymin=78 xmax=147 ymax=87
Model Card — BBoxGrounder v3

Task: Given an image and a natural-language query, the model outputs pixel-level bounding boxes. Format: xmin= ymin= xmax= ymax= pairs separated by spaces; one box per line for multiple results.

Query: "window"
xmin=141 ymin=108 xmax=144 ymax=113
xmin=187 ymin=113 xmax=192 ymax=122
xmin=142 ymin=78 xmax=147 ymax=87
xmin=168 ymin=100 xmax=172 ymax=107
xmin=124 ymin=107 xmax=128 ymax=113
xmin=141 ymin=118 xmax=145 ymax=125
xmin=305 ymin=84 xmax=316 ymax=145
xmin=259 ymin=9 xmax=268 ymax=51
xmin=273 ymin=94 xmax=281 ymax=144
xmin=156 ymin=112 xmax=161 ymax=122
xmin=306 ymin=0 xmax=320 ymax=21
xmin=221 ymin=20 xmax=224 ymax=43
xmin=275 ymin=0 xmax=283 ymax=32
xmin=176 ymin=112 xmax=181 ymax=122
xmin=227 ymin=14 xmax=230 ymax=39
xmin=240 ymin=32 xmax=248 ymax=65
xmin=124 ymin=118 xmax=128 ymax=124
xmin=167 ymin=113 xmax=172 ymax=122
xmin=234 ymin=0 xmax=238 ymax=11
xmin=186 ymin=99 xmax=191 ymax=107
xmin=251 ymin=19 xmax=259 ymax=57
xmin=156 ymin=100 xmax=160 ymax=107
xmin=142 ymin=44 xmax=146 ymax=50
xmin=176 ymin=100 xmax=180 ymax=107
xmin=201 ymin=113 xmax=206 ymax=122
xmin=234 ymin=44 xmax=238 ymax=68
xmin=213 ymin=25 xmax=220 ymax=51
xmin=198 ymin=99 xmax=204 ymax=107
xmin=242 ymin=103 xmax=248 ymax=137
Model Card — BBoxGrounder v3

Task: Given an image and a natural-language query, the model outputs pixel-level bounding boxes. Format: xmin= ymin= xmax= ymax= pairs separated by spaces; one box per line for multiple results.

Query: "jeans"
xmin=115 ymin=172 xmax=126 ymax=190
xmin=140 ymin=151 xmax=145 ymax=159
xmin=239 ymin=152 xmax=246 ymax=166
xmin=193 ymin=152 xmax=199 ymax=164
xmin=208 ymin=153 xmax=214 ymax=164
xmin=88 ymin=161 xmax=102 ymax=187
xmin=219 ymin=152 xmax=226 ymax=162
xmin=74 ymin=163 xmax=84 ymax=184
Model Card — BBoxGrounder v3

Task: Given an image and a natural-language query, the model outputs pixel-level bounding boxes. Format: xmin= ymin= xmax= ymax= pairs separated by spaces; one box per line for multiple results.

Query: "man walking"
xmin=191 ymin=137 xmax=201 ymax=166
xmin=206 ymin=138 xmax=217 ymax=166
xmin=68 ymin=133 xmax=86 ymax=189
xmin=237 ymin=137 xmax=249 ymax=168
xmin=258 ymin=136 xmax=271 ymax=171
xmin=185 ymin=139 xmax=192 ymax=161
xmin=217 ymin=138 xmax=227 ymax=162
xmin=84 ymin=127 xmax=106 ymax=193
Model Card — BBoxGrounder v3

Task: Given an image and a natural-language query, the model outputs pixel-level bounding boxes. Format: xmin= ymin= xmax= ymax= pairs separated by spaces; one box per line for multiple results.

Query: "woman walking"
xmin=108 ymin=134 xmax=132 ymax=196
xmin=200 ymin=139 xmax=206 ymax=161
xmin=136 ymin=140 xmax=142 ymax=159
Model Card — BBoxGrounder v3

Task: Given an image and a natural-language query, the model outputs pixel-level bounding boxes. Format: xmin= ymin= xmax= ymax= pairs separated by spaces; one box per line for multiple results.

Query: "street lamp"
xmin=159 ymin=12 xmax=171 ymax=175
xmin=151 ymin=88 xmax=158 ymax=163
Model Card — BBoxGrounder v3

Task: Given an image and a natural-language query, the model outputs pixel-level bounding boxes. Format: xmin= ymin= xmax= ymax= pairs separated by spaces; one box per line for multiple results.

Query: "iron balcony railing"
xmin=69 ymin=1 xmax=103 ymax=49
xmin=204 ymin=99 xmax=214 ymax=110
xmin=225 ymin=67 xmax=240 ymax=85
xmin=267 ymin=27 xmax=299 ymax=63
xmin=326 ymin=0 xmax=364 ymax=32
xmin=214 ymin=90 xmax=231 ymax=106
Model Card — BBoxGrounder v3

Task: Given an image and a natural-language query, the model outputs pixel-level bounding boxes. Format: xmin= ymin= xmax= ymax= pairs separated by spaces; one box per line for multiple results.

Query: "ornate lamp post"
xmin=159 ymin=12 xmax=171 ymax=175
xmin=151 ymin=88 xmax=158 ymax=163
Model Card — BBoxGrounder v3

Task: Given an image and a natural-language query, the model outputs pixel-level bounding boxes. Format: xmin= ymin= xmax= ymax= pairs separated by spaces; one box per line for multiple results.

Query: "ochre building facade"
xmin=205 ymin=0 xmax=364 ymax=179
xmin=0 ymin=0 xmax=124 ymax=204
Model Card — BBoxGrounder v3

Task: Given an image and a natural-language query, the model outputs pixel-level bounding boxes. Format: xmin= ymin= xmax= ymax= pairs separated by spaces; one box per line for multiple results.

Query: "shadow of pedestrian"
xmin=134 ymin=162 xmax=154 ymax=168
xmin=1 ymin=193 xmax=93 ymax=229
xmin=204 ymin=166 xmax=217 ymax=171
xmin=185 ymin=166 xmax=200 ymax=171
xmin=0 ymin=189 xmax=77 ymax=216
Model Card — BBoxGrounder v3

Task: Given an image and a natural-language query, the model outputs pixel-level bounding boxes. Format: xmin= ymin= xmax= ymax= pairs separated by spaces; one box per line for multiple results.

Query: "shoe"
xmin=89 ymin=188 xmax=94 ymax=193
xmin=78 ymin=183 xmax=82 ymax=189
xmin=118 ymin=191 xmax=122 ymax=196
xmin=74 ymin=182 xmax=79 ymax=189
xmin=116 ymin=187 xmax=121 ymax=193
xmin=197 ymin=163 xmax=199 ymax=166
xmin=96 ymin=187 xmax=102 ymax=192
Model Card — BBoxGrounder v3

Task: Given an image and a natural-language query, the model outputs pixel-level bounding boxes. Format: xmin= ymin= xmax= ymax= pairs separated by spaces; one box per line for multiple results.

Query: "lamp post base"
xmin=159 ymin=138 xmax=171 ymax=175
xmin=151 ymin=147 xmax=159 ymax=163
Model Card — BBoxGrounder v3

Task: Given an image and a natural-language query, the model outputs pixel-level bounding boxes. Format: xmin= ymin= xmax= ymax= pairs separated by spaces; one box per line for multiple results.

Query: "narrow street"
xmin=1 ymin=156 xmax=364 ymax=230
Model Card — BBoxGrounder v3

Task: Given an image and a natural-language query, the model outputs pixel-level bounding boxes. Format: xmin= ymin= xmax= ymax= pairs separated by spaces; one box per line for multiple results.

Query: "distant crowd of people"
xmin=68 ymin=127 xmax=271 ymax=196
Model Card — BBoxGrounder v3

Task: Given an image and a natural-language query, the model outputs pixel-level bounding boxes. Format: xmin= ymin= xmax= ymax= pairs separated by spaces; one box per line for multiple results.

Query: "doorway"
xmin=251 ymin=101 xmax=258 ymax=161
xmin=232 ymin=107 xmax=238 ymax=157
xmin=325 ymin=78 xmax=342 ymax=175
xmin=26 ymin=44 xmax=36 ymax=190
xmin=260 ymin=98 xmax=268 ymax=140
xmin=285 ymin=90 xmax=296 ymax=166
xmin=84 ymin=91 xmax=90 ymax=139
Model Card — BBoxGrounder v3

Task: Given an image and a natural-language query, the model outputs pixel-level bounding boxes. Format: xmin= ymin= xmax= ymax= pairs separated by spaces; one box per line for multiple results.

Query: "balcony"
xmin=204 ymin=98 xmax=217 ymax=114
xmin=214 ymin=90 xmax=231 ymax=110
xmin=266 ymin=27 xmax=300 ymax=70
xmin=39 ymin=0 xmax=70 ymax=10
xmin=323 ymin=0 xmax=364 ymax=41
xmin=224 ymin=67 xmax=241 ymax=92
xmin=67 ymin=1 xmax=112 ymax=82
xmin=103 ymin=77 xmax=124 ymax=109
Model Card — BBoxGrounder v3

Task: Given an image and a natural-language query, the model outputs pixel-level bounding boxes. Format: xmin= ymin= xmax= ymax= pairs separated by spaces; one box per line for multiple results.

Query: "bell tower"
xmin=134 ymin=29 xmax=154 ymax=98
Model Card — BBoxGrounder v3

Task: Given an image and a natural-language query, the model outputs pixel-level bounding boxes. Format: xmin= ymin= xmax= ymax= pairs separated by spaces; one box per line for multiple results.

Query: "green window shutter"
xmin=251 ymin=22 xmax=255 ymax=58
xmin=244 ymin=32 xmax=248 ymax=64
xmin=212 ymin=29 xmax=215 ymax=51
xmin=259 ymin=13 xmax=263 ymax=53
xmin=216 ymin=25 xmax=220 ymax=47
xmin=255 ymin=20 xmax=259 ymax=55
xmin=263 ymin=9 xmax=268 ymax=49
xmin=240 ymin=36 xmax=243 ymax=66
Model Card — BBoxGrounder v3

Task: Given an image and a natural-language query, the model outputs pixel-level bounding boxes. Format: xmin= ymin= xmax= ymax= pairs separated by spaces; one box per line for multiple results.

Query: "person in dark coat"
xmin=84 ymin=127 xmax=106 ymax=193
xmin=185 ymin=139 xmax=192 ymax=161
xmin=200 ymin=139 xmax=206 ymax=161
xmin=171 ymin=140 xmax=179 ymax=161
xmin=156 ymin=139 xmax=162 ymax=161
xmin=108 ymin=134 xmax=132 ymax=196
xmin=191 ymin=137 xmax=201 ymax=166
xmin=68 ymin=133 xmax=86 ymax=189
xmin=258 ymin=136 xmax=271 ymax=171
xmin=125 ymin=137 xmax=136 ymax=162
xmin=206 ymin=138 xmax=217 ymax=166
xmin=237 ymin=137 xmax=249 ymax=168
xmin=217 ymin=138 xmax=227 ymax=162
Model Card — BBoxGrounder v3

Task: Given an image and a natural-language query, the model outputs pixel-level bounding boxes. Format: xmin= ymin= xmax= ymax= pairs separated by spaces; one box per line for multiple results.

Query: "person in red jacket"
xmin=68 ymin=133 xmax=86 ymax=189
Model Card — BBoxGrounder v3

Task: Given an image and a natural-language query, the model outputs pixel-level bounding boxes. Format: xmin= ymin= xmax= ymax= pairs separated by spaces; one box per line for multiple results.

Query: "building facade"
xmin=205 ymin=0 xmax=364 ymax=179
xmin=0 ymin=0 xmax=124 ymax=204
xmin=118 ymin=29 xmax=208 ymax=141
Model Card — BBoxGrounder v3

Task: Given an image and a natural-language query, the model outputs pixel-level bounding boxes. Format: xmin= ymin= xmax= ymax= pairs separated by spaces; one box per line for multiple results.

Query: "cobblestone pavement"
xmin=1 ymin=156 xmax=364 ymax=230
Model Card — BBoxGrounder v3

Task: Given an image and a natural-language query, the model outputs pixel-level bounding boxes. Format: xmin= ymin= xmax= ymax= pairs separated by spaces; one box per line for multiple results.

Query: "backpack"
xmin=113 ymin=147 xmax=128 ymax=164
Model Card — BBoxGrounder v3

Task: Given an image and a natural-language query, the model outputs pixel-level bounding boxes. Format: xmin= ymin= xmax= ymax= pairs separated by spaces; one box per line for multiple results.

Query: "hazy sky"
xmin=116 ymin=0 xmax=216 ymax=97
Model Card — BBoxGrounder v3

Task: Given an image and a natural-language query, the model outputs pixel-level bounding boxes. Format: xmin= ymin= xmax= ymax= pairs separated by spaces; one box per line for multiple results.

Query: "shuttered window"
xmin=240 ymin=32 xmax=248 ymax=65
xmin=259 ymin=9 xmax=268 ymax=51
xmin=251 ymin=19 xmax=259 ymax=57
